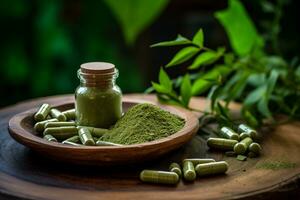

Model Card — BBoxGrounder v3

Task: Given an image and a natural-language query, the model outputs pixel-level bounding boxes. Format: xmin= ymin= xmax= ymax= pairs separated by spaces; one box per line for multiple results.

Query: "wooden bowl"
xmin=8 ymin=99 xmax=199 ymax=166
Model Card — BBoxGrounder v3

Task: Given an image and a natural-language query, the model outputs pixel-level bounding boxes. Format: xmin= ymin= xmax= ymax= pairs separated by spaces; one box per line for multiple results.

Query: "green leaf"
xmin=192 ymin=65 xmax=231 ymax=95
xmin=257 ymin=96 xmax=272 ymax=117
xmin=104 ymin=0 xmax=169 ymax=45
xmin=180 ymin=74 xmax=192 ymax=107
xmin=266 ymin=70 xmax=279 ymax=95
xmin=151 ymin=34 xmax=192 ymax=47
xmin=214 ymin=0 xmax=263 ymax=56
xmin=192 ymin=28 xmax=204 ymax=47
xmin=166 ymin=46 xmax=199 ymax=67
xmin=151 ymin=82 xmax=170 ymax=94
xmin=244 ymin=85 xmax=267 ymax=106
xmin=242 ymin=108 xmax=259 ymax=127
xmin=159 ymin=67 xmax=172 ymax=91
xmin=188 ymin=51 xmax=218 ymax=69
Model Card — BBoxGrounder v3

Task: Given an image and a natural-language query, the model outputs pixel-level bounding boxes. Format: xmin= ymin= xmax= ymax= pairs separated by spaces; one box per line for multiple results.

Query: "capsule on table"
xmin=34 ymin=103 xmax=51 ymax=122
xmin=78 ymin=127 xmax=95 ymax=146
xmin=43 ymin=134 xmax=57 ymax=142
xmin=62 ymin=141 xmax=82 ymax=146
xmin=77 ymin=126 xmax=108 ymax=137
xmin=96 ymin=140 xmax=123 ymax=146
xmin=62 ymin=109 xmax=76 ymax=120
xmin=169 ymin=163 xmax=182 ymax=177
xmin=62 ymin=135 xmax=80 ymax=143
xmin=44 ymin=121 xmax=76 ymax=129
xmin=238 ymin=124 xmax=257 ymax=139
xmin=249 ymin=142 xmax=262 ymax=155
xmin=207 ymin=138 xmax=238 ymax=150
xmin=183 ymin=160 xmax=196 ymax=181
xmin=195 ymin=161 xmax=228 ymax=176
xmin=234 ymin=137 xmax=253 ymax=155
xmin=43 ymin=126 xmax=78 ymax=140
xmin=50 ymin=108 xmax=67 ymax=121
xmin=140 ymin=170 xmax=179 ymax=185
xmin=183 ymin=158 xmax=215 ymax=166
xmin=34 ymin=118 xmax=59 ymax=132
xmin=220 ymin=127 xmax=239 ymax=140
xmin=239 ymin=132 xmax=250 ymax=140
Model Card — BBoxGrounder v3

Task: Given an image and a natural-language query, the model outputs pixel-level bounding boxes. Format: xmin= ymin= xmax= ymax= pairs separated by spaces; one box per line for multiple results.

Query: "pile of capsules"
xmin=207 ymin=124 xmax=262 ymax=161
xmin=140 ymin=158 xmax=228 ymax=185
xmin=33 ymin=103 xmax=121 ymax=146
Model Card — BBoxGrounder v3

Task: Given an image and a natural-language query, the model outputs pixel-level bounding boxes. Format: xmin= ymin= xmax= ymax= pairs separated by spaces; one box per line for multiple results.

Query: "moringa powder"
xmin=100 ymin=103 xmax=185 ymax=145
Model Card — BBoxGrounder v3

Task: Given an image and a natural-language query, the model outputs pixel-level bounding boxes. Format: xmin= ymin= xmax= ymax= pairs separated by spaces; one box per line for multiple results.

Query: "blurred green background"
xmin=0 ymin=0 xmax=299 ymax=107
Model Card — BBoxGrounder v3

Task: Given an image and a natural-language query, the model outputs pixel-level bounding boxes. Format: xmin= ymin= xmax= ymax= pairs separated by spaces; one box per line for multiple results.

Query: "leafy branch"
xmin=147 ymin=0 xmax=299 ymax=128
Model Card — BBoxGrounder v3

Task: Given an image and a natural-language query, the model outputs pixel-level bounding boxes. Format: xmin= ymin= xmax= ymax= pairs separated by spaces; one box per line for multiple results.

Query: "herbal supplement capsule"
xmin=34 ymin=103 xmax=51 ymax=122
xmin=183 ymin=161 xmax=196 ymax=181
xmin=96 ymin=140 xmax=123 ymax=146
xmin=183 ymin=158 xmax=216 ymax=166
xmin=62 ymin=141 xmax=82 ymax=146
xmin=34 ymin=118 xmax=59 ymax=132
xmin=249 ymin=142 xmax=262 ymax=155
xmin=43 ymin=134 xmax=57 ymax=142
xmin=140 ymin=170 xmax=179 ymax=185
xmin=77 ymin=126 xmax=108 ymax=137
xmin=44 ymin=121 xmax=76 ymax=129
xmin=169 ymin=163 xmax=182 ymax=177
xmin=220 ymin=127 xmax=239 ymax=140
xmin=62 ymin=135 xmax=80 ymax=143
xmin=50 ymin=108 xmax=67 ymax=121
xmin=238 ymin=124 xmax=257 ymax=139
xmin=195 ymin=161 xmax=228 ymax=176
xmin=239 ymin=132 xmax=250 ymax=140
xmin=62 ymin=109 xmax=76 ymax=120
xmin=207 ymin=138 xmax=238 ymax=150
xmin=43 ymin=126 xmax=78 ymax=140
xmin=78 ymin=127 xmax=95 ymax=146
xmin=234 ymin=137 xmax=253 ymax=155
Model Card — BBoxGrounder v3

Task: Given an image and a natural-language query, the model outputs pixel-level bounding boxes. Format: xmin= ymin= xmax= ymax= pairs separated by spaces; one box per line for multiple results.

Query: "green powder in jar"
xmin=100 ymin=103 xmax=185 ymax=145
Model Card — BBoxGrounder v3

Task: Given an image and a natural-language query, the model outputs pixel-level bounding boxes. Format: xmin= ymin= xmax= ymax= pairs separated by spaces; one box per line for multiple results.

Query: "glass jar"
xmin=75 ymin=62 xmax=122 ymax=128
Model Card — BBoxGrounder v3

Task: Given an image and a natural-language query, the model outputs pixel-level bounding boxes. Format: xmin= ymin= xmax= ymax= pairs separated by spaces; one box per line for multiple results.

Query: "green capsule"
xmin=234 ymin=137 xmax=253 ymax=155
xmin=238 ymin=124 xmax=257 ymax=139
xmin=34 ymin=103 xmax=51 ymax=122
xmin=50 ymin=108 xmax=67 ymax=121
xmin=207 ymin=138 xmax=238 ymax=150
xmin=77 ymin=126 xmax=108 ymax=137
xmin=44 ymin=121 xmax=76 ymax=129
xmin=96 ymin=140 xmax=123 ymax=146
xmin=195 ymin=161 xmax=228 ymax=176
xmin=183 ymin=161 xmax=196 ymax=181
xmin=249 ymin=142 xmax=262 ymax=155
xmin=34 ymin=118 xmax=59 ymax=132
xmin=62 ymin=109 xmax=76 ymax=120
xmin=62 ymin=141 xmax=82 ymax=146
xmin=140 ymin=170 xmax=179 ymax=185
xmin=169 ymin=163 xmax=182 ymax=177
xmin=78 ymin=127 xmax=95 ymax=146
xmin=220 ymin=127 xmax=239 ymax=140
xmin=62 ymin=135 xmax=80 ymax=143
xmin=239 ymin=132 xmax=250 ymax=140
xmin=43 ymin=134 xmax=57 ymax=142
xmin=43 ymin=126 xmax=78 ymax=140
xmin=183 ymin=158 xmax=216 ymax=166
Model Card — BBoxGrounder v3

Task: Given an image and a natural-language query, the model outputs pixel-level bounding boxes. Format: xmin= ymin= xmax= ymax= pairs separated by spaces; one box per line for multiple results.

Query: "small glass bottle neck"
xmin=78 ymin=69 xmax=118 ymax=89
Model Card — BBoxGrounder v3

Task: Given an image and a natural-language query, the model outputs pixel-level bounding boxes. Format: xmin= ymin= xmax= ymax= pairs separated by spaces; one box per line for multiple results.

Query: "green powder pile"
xmin=100 ymin=103 xmax=185 ymax=145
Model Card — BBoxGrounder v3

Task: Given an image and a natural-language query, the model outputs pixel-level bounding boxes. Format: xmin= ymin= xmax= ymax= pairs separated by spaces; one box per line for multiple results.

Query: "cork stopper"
xmin=80 ymin=62 xmax=115 ymax=74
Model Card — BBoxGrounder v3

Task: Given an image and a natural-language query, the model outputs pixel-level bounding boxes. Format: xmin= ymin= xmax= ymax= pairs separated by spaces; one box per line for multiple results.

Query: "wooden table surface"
xmin=0 ymin=94 xmax=300 ymax=200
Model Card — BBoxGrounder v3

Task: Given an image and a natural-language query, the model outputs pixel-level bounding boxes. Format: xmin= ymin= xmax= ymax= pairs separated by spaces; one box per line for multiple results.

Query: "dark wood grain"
xmin=0 ymin=94 xmax=299 ymax=200
xmin=8 ymin=98 xmax=199 ymax=165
